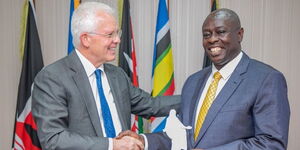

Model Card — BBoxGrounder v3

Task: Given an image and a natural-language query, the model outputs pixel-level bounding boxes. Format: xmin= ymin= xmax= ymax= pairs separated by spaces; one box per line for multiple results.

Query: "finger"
xmin=132 ymin=144 xmax=142 ymax=150
xmin=120 ymin=130 xmax=140 ymax=139
xmin=121 ymin=136 xmax=144 ymax=150
xmin=135 ymin=145 xmax=143 ymax=150
xmin=124 ymin=136 xmax=144 ymax=150
xmin=130 ymin=137 xmax=144 ymax=150
xmin=116 ymin=130 xmax=132 ymax=139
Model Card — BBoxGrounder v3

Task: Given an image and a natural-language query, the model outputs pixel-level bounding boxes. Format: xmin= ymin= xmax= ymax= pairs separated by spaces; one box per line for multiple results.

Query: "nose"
xmin=208 ymin=32 xmax=219 ymax=43
xmin=113 ymin=35 xmax=121 ymax=43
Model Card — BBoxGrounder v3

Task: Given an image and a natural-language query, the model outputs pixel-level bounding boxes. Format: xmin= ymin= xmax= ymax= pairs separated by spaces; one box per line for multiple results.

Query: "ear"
xmin=80 ymin=33 xmax=90 ymax=48
xmin=238 ymin=27 xmax=244 ymax=43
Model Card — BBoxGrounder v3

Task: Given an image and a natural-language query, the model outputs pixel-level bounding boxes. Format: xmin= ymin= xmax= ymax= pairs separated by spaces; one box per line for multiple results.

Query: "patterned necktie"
xmin=194 ymin=72 xmax=222 ymax=140
xmin=95 ymin=69 xmax=116 ymax=138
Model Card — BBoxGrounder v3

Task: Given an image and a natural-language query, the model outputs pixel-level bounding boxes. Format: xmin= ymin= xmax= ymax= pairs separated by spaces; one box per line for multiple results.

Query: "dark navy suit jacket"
xmin=147 ymin=53 xmax=290 ymax=150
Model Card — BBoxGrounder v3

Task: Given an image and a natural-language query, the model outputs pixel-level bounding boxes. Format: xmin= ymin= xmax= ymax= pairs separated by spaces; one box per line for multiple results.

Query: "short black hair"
xmin=208 ymin=8 xmax=241 ymax=28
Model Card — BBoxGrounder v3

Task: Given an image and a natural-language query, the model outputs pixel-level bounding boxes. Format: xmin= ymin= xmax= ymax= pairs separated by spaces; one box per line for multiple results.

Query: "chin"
xmin=210 ymin=58 xmax=223 ymax=64
xmin=107 ymin=57 xmax=116 ymax=62
xmin=214 ymin=60 xmax=231 ymax=68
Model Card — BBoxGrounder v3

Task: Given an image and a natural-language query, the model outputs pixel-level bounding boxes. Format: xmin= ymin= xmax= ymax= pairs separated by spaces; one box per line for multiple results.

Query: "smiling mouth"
xmin=108 ymin=48 xmax=116 ymax=51
xmin=209 ymin=47 xmax=222 ymax=56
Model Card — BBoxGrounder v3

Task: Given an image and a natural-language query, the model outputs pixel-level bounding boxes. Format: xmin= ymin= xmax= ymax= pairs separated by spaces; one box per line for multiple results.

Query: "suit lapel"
xmin=67 ymin=51 xmax=103 ymax=136
xmin=194 ymin=53 xmax=250 ymax=146
xmin=104 ymin=65 xmax=129 ymax=130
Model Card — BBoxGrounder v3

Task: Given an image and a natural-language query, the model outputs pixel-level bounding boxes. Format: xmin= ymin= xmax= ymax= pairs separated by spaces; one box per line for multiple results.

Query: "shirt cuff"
xmin=141 ymin=134 xmax=148 ymax=150
xmin=108 ymin=138 xmax=113 ymax=150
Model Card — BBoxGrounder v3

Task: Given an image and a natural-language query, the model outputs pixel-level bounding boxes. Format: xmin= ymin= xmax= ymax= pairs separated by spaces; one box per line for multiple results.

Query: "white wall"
xmin=0 ymin=0 xmax=23 ymax=149
xmin=1 ymin=0 xmax=299 ymax=149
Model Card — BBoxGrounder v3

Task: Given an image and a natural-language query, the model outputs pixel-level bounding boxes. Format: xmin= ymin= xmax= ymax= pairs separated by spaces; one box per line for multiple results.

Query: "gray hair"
xmin=71 ymin=2 xmax=115 ymax=48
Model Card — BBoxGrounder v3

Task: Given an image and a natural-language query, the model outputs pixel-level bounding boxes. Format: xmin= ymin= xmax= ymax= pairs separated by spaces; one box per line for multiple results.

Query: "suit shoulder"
xmin=248 ymin=58 xmax=283 ymax=76
xmin=182 ymin=67 xmax=211 ymax=88
xmin=187 ymin=67 xmax=210 ymax=80
xmin=245 ymin=58 xmax=287 ymax=85
xmin=36 ymin=56 xmax=70 ymax=78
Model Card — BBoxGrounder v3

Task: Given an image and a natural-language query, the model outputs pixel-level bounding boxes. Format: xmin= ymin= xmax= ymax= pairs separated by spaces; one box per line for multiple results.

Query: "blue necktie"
xmin=95 ymin=69 xmax=116 ymax=138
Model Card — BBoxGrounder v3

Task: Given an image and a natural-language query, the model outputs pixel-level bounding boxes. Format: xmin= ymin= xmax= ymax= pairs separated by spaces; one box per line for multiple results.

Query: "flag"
xmin=118 ymin=0 xmax=143 ymax=133
xmin=12 ymin=0 xmax=44 ymax=149
xmin=202 ymin=0 xmax=219 ymax=68
xmin=68 ymin=0 xmax=81 ymax=54
xmin=150 ymin=0 xmax=175 ymax=133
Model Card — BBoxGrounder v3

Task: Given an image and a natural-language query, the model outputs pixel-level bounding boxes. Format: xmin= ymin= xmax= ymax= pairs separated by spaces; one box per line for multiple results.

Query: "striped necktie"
xmin=194 ymin=71 xmax=222 ymax=140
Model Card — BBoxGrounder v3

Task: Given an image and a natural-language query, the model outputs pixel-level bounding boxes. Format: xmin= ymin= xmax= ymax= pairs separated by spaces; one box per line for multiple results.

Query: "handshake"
xmin=113 ymin=130 xmax=145 ymax=150
xmin=113 ymin=110 xmax=192 ymax=150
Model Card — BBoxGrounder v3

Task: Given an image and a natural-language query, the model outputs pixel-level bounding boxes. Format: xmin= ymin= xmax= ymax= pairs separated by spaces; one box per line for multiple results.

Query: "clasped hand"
xmin=113 ymin=130 xmax=145 ymax=150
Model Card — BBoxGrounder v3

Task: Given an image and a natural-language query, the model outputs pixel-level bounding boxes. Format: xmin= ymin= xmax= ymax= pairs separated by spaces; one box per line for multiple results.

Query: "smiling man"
xmin=31 ymin=2 xmax=180 ymax=150
xmin=180 ymin=8 xmax=290 ymax=150
xmin=145 ymin=8 xmax=290 ymax=150
xmin=202 ymin=9 xmax=243 ymax=70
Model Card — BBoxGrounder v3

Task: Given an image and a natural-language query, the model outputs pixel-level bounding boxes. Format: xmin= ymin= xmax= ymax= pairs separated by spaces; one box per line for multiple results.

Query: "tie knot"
xmin=95 ymin=69 xmax=102 ymax=79
xmin=213 ymin=72 xmax=222 ymax=80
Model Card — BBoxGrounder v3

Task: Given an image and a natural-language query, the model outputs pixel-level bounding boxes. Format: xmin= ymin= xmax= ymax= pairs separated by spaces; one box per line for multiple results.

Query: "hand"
xmin=113 ymin=135 xmax=144 ymax=150
xmin=116 ymin=130 xmax=145 ymax=146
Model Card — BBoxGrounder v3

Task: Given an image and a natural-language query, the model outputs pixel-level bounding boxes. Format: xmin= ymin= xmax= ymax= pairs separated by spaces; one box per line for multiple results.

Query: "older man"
xmin=31 ymin=2 xmax=180 ymax=150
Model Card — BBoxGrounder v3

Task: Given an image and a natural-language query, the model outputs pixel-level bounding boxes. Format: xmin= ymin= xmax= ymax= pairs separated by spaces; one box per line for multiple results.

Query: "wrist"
xmin=139 ymin=135 xmax=145 ymax=146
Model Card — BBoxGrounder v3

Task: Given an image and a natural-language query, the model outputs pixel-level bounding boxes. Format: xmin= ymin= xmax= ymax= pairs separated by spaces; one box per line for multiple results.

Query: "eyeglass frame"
xmin=87 ymin=30 xmax=122 ymax=39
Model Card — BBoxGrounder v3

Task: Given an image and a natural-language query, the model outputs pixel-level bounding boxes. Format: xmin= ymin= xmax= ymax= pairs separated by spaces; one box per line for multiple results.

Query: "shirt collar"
xmin=75 ymin=49 xmax=104 ymax=77
xmin=212 ymin=51 xmax=243 ymax=80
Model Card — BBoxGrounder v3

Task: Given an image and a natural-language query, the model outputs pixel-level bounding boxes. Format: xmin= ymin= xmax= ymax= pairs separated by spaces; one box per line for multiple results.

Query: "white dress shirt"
xmin=76 ymin=50 xmax=121 ymax=150
xmin=194 ymin=52 xmax=243 ymax=127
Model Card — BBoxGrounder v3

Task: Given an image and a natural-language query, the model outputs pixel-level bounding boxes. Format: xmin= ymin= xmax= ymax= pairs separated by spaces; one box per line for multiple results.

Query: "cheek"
xmin=98 ymin=43 xmax=110 ymax=53
xmin=202 ymin=40 xmax=209 ymax=48
xmin=104 ymin=39 xmax=113 ymax=45
xmin=221 ymin=36 xmax=231 ymax=43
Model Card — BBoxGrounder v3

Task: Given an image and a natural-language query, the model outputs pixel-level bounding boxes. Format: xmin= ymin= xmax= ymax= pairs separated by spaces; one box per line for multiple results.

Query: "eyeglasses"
xmin=88 ymin=30 xmax=122 ymax=39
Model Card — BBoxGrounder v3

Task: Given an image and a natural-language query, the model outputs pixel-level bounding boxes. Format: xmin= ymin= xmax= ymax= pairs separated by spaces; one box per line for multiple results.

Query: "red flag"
xmin=13 ymin=0 xmax=43 ymax=149
xmin=118 ymin=0 xmax=143 ymax=133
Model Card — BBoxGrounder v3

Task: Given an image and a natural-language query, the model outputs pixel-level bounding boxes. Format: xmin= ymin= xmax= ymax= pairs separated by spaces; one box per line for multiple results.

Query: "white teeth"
xmin=211 ymin=47 xmax=221 ymax=52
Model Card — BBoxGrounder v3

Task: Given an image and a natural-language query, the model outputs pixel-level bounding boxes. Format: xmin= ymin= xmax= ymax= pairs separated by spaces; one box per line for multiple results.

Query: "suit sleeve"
xmin=117 ymin=67 xmax=181 ymax=118
xmin=206 ymin=71 xmax=290 ymax=150
xmin=144 ymin=132 xmax=172 ymax=150
xmin=32 ymin=69 xmax=109 ymax=150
